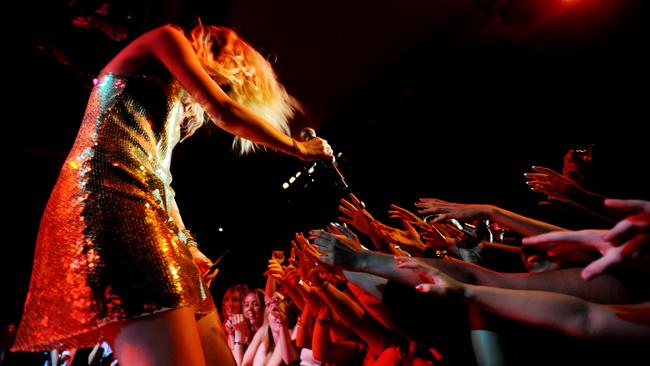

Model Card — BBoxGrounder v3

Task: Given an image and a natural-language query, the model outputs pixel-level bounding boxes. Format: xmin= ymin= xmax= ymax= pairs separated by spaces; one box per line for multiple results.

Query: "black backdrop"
xmin=2 ymin=0 xmax=648 ymax=347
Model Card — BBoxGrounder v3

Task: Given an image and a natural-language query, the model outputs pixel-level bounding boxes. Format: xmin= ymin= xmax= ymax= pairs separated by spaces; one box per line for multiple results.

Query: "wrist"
xmin=181 ymin=228 xmax=199 ymax=248
xmin=483 ymin=205 xmax=497 ymax=221
xmin=290 ymin=137 xmax=300 ymax=157
xmin=356 ymin=251 xmax=371 ymax=272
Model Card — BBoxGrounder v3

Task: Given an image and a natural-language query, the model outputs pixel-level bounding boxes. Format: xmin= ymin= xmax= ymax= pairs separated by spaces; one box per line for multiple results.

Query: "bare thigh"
xmin=106 ymin=307 xmax=206 ymax=366
xmin=196 ymin=309 xmax=236 ymax=366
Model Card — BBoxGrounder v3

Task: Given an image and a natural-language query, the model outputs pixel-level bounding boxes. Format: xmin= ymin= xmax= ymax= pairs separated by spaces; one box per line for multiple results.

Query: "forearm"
xmin=355 ymin=252 xmax=477 ymax=287
xmin=311 ymin=319 xmax=331 ymax=362
xmin=277 ymin=326 xmax=299 ymax=365
xmin=343 ymin=270 xmax=387 ymax=300
xmin=296 ymin=282 xmax=322 ymax=314
xmin=466 ymin=286 xmax=650 ymax=339
xmin=317 ymin=282 xmax=388 ymax=355
xmin=213 ymin=100 xmax=296 ymax=155
xmin=149 ymin=27 xmax=297 ymax=157
xmin=229 ymin=334 xmax=244 ymax=366
xmin=264 ymin=273 xmax=276 ymax=303
xmin=241 ymin=329 xmax=262 ymax=366
xmin=350 ymin=247 xmax=624 ymax=302
xmin=317 ymin=282 xmax=364 ymax=324
xmin=282 ymin=282 xmax=305 ymax=310
xmin=465 ymin=284 xmax=595 ymax=338
xmin=295 ymin=308 xmax=314 ymax=348
xmin=489 ymin=206 xmax=566 ymax=237
xmin=561 ymin=196 xmax=619 ymax=223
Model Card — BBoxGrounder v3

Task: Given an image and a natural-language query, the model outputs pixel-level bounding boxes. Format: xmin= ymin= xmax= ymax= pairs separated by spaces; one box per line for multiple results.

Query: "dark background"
xmin=1 ymin=0 xmax=648 ymax=347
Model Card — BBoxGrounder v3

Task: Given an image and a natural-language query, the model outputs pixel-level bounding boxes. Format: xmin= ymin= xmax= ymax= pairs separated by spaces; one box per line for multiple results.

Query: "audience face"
xmin=222 ymin=290 xmax=243 ymax=318
xmin=243 ymin=292 xmax=264 ymax=328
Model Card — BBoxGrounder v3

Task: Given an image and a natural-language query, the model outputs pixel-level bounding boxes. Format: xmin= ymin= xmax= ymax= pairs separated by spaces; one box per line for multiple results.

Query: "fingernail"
xmin=415 ymin=285 xmax=424 ymax=291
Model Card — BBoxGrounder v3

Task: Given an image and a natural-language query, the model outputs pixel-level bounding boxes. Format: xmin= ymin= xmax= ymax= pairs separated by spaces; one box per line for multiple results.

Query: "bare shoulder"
xmin=145 ymin=24 xmax=187 ymax=42
xmin=101 ymin=25 xmax=188 ymax=75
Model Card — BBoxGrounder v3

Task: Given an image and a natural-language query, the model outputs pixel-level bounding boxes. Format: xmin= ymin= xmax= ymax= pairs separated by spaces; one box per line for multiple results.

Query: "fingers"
xmin=327 ymin=222 xmax=343 ymax=235
xmin=547 ymin=243 xmax=589 ymax=258
xmin=531 ymin=166 xmax=561 ymax=176
xmin=338 ymin=205 xmax=354 ymax=218
xmin=603 ymin=219 xmax=640 ymax=245
xmin=203 ymin=269 xmax=218 ymax=287
xmin=332 ymin=222 xmax=356 ymax=240
xmin=522 ymin=231 xmax=580 ymax=245
xmin=348 ymin=193 xmax=363 ymax=208
xmin=524 ymin=172 xmax=547 ymax=180
xmin=389 ymin=204 xmax=418 ymax=220
xmin=340 ymin=196 xmax=362 ymax=212
xmin=581 ymin=251 xmax=622 ymax=280
xmin=315 ymin=137 xmax=334 ymax=159
xmin=291 ymin=240 xmax=303 ymax=258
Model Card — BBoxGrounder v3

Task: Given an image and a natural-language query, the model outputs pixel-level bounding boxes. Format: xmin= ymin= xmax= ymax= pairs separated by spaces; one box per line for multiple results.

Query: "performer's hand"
xmin=295 ymin=137 xmax=333 ymax=161
xmin=188 ymin=246 xmax=218 ymax=286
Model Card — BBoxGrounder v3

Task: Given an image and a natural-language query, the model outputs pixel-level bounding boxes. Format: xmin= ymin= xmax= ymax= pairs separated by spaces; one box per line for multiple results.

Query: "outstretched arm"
xmin=415 ymin=198 xmax=566 ymax=237
xmin=106 ymin=25 xmax=332 ymax=160
xmin=313 ymin=230 xmax=645 ymax=304
xmin=523 ymin=200 xmax=650 ymax=280
xmin=397 ymin=257 xmax=650 ymax=340
xmin=463 ymin=287 xmax=650 ymax=340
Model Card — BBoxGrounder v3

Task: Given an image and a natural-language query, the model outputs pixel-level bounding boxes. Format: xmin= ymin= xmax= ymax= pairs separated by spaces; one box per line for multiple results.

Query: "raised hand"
xmin=415 ymin=198 xmax=491 ymax=223
xmin=388 ymin=204 xmax=426 ymax=228
xmin=524 ymin=166 xmax=593 ymax=206
xmin=269 ymin=307 xmax=288 ymax=331
xmin=293 ymin=233 xmax=319 ymax=282
xmin=394 ymin=256 xmax=466 ymax=299
xmin=338 ymin=193 xmax=375 ymax=235
xmin=419 ymin=222 xmax=457 ymax=249
xmin=523 ymin=230 xmax=607 ymax=253
xmin=373 ymin=220 xmax=426 ymax=252
xmin=284 ymin=266 xmax=301 ymax=287
xmin=327 ymin=222 xmax=359 ymax=242
xmin=603 ymin=199 xmax=650 ymax=245
xmin=266 ymin=260 xmax=286 ymax=283
xmin=522 ymin=229 xmax=640 ymax=280
xmin=230 ymin=313 xmax=249 ymax=340
xmin=295 ymin=137 xmax=334 ymax=161
xmin=188 ymin=246 xmax=218 ymax=287
xmin=311 ymin=230 xmax=364 ymax=269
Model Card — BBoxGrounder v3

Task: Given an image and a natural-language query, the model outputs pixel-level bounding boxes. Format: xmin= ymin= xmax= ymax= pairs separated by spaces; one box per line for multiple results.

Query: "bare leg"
xmin=106 ymin=307 xmax=206 ymax=366
xmin=196 ymin=309 xmax=237 ymax=366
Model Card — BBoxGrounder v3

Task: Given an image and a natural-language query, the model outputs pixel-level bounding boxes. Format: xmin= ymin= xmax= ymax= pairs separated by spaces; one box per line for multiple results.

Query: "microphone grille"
xmin=300 ymin=127 xmax=317 ymax=141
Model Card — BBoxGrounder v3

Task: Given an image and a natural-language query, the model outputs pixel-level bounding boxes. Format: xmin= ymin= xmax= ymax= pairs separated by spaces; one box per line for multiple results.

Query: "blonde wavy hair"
xmin=180 ymin=21 xmax=301 ymax=155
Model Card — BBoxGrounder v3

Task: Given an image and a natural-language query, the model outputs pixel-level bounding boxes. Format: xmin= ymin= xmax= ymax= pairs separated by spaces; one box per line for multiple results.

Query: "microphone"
xmin=300 ymin=127 xmax=350 ymax=192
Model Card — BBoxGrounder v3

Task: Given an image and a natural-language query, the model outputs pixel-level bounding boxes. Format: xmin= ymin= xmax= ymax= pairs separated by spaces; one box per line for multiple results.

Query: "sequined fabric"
xmin=13 ymin=73 xmax=212 ymax=351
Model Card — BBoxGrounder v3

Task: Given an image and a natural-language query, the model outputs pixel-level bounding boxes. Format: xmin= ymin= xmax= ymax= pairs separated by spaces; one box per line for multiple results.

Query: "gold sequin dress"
xmin=13 ymin=72 xmax=212 ymax=351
